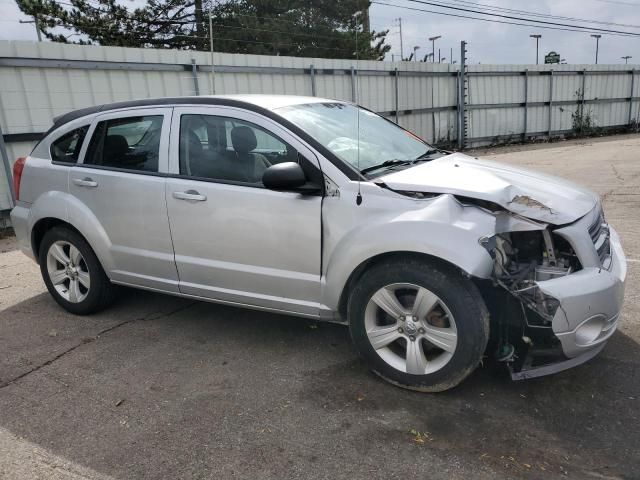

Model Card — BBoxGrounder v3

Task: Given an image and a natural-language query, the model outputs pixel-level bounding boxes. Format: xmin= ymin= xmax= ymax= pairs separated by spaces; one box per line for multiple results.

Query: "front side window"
xmin=179 ymin=114 xmax=298 ymax=184
xmin=84 ymin=115 xmax=163 ymax=172
xmin=50 ymin=126 xmax=89 ymax=164
xmin=276 ymin=103 xmax=434 ymax=176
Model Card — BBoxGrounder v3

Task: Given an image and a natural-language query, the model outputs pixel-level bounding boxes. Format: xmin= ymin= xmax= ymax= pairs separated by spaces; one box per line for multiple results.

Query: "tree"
xmin=15 ymin=0 xmax=390 ymax=60
xmin=207 ymin=0 xmax=389 ymax=60
xmin=15 ymin=0 xmax=201 ymax=48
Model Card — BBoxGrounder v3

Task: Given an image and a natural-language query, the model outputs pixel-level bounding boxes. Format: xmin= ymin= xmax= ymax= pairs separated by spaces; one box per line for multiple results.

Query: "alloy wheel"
xmin=364 ymin=283 xmax=457 ymax=375
xmin=46 ymin=240 xmax=91 ymax=303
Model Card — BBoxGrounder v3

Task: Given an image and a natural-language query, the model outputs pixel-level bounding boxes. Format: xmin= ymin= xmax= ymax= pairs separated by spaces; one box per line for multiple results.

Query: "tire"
xmin=39 ymin=226 xmax=116 ymax=315
xmin=348 ymin=258 xmax=489 ymax=392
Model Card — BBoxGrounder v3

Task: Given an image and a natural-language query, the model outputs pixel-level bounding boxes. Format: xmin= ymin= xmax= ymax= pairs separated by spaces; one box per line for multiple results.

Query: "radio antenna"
xmin=355 ymin=10 xmax=363 ymax=206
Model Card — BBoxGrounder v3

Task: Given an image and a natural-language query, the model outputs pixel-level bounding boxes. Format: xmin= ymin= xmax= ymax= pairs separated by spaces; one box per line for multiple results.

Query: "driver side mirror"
xmin=262 ymin=162 xmax=321 ymax=194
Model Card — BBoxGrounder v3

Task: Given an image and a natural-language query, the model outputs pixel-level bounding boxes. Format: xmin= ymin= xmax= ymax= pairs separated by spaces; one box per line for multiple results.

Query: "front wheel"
xmin=348 ymin=259 xmax=489 ymax=392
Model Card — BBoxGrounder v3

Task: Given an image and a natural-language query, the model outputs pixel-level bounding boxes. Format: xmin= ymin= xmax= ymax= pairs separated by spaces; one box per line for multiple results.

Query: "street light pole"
xmin=413 ymin=45 xmax=420 ymax=62
xmin=209 ymin=14 xmax=216 ymax=94
xmin=428 ymin=35 xmax=441 ymax=63
xmin=591 ymin=34 xmax=602 ymax=64
xmin=622 ymin=55 xmax=632 ymax=64
xmin=529 ymin=34 xmax=541 ymax=64
xmin=396 ymin=18 xmax=404 ymax=60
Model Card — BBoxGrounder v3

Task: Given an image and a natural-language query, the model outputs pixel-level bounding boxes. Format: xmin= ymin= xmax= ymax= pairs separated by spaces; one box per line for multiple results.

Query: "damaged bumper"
xmin=540 ymin=225 xmax=626 ymax=358
xmin=512 ymin=219 xmax=626 ymax=379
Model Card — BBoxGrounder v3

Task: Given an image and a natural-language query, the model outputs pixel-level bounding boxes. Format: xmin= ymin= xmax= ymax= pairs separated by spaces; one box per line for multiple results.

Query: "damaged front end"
xmin=472 ymin=200 xmax=625 ymax=380
xmin=481 ymin=225 xmax=575 ymax=379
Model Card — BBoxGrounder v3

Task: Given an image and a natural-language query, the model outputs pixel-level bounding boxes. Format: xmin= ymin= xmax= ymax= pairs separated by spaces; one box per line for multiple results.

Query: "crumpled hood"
xmin=378 ymin=153 xmax=597 ymax=224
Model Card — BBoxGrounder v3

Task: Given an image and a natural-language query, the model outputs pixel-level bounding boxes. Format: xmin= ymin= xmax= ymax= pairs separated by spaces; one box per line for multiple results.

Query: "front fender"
xmin=28 ymin=190 xmax=115 ymax=272
xmin=321 ymin=194 xmax=499 ymax=311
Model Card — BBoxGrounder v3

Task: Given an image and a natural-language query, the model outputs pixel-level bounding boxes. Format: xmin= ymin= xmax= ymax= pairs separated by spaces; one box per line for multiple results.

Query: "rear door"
xmin=70 ymin=107 xmax=179 ymax=292
xmin=165 ymin=106 xmax=323 ymax=316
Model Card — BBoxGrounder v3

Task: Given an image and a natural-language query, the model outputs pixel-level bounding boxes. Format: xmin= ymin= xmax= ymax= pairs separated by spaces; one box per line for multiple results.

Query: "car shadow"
xmin=0 ymin=288 xmax=638 ymax=479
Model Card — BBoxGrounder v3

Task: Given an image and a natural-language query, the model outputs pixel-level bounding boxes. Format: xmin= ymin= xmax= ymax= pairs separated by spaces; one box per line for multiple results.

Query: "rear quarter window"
xmin=50 ymin=126 xmax=89 ymax=164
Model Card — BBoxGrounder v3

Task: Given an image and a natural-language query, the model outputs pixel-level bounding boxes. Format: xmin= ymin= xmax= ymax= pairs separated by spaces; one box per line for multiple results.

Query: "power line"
xmin=442 ymin=0 xmax=640 ymax=29
xmin=210 ymin=23 xmax=355 ymax=43
xmin=402 ymin=0 xmax=640 ymax=36
xmin=594 ymin=0 xmax=640 ymax=5
xmin=373 ymin=0 xmax=640 ymax=37
xmin=5 ymin=17 xmax=357 ymax=53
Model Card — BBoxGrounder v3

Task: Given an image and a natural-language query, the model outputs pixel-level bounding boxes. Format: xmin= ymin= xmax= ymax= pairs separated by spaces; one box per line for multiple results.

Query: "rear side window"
xmin=84 ymin=116 xmax=163 ymax=172
xmin=50 ymin=126 xmax=89 ymax=164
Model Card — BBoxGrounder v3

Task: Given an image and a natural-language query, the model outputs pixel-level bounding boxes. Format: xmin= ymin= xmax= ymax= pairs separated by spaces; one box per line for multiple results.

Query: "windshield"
xmin=276 ymin=102 xmax=433 ymax=175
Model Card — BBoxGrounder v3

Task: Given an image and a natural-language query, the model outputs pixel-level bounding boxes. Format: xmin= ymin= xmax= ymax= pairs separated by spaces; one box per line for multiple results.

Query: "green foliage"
xmin=15 ymin=0 xmax=390 ymax=60
xmin=208 ymin=0 xmax=390 ymax=60
xmin=572 ymin=88 xmax=596 ymax=135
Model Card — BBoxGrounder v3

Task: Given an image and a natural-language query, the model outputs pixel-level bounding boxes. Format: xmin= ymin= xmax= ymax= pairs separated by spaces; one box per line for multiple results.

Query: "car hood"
xmin=378 ymin=153 xmax=597 ymax=224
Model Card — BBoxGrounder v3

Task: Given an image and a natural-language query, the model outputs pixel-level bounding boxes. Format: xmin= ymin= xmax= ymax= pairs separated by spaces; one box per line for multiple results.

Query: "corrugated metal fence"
xmin=1 ymin=40 xmax=639 ymax=213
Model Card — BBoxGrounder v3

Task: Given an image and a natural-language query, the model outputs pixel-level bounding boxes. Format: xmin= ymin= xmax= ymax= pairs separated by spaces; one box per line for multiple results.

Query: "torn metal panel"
xmin=378 ymin=152 xmax=597 ymax=224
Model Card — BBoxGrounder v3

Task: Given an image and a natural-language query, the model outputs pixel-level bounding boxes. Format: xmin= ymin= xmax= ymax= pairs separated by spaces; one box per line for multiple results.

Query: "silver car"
xmin=10 ymin=95 xmax=626 ymax=391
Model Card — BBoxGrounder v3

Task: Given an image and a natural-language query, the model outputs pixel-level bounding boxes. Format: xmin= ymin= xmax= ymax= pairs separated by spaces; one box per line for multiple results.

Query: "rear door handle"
xmin=173 ymin=190 xmax=207 ymax=202
xmin=72 ymin=177 xmax=98 ymax=188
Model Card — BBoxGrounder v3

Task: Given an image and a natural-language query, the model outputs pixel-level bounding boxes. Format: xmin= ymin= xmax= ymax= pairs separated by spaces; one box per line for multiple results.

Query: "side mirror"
xmin=263 ymin=162 xmax=317 ymax=193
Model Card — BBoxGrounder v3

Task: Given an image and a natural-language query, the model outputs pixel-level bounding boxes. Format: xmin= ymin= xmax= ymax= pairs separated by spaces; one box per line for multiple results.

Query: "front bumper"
xmin=508 ymin=204 xmax=626 ymax=380
xmin=539 ymin=225 xmax=626 ymax=359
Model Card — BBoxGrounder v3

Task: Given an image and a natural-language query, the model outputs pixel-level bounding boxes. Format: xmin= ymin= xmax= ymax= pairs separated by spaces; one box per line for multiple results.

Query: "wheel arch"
xmin=336 ymin=251 xmax=476 ymax=322
xmin=27 ymin=191 xmax=114 ymax=273
xmin=31 ymin=217 xmax=83 ymax=261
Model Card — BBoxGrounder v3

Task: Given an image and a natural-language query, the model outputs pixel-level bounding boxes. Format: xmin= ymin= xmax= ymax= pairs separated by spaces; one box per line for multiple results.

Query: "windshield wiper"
xmin=360 ymin=159 xmax=414 ymax=175
xmin=412 ymin=148 xmax=442 ymax=163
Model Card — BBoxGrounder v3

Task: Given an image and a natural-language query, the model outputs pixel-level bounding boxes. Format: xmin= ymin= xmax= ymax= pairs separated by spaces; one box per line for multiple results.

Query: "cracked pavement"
xmin=1 ymin=134 xmax=639 ymax=479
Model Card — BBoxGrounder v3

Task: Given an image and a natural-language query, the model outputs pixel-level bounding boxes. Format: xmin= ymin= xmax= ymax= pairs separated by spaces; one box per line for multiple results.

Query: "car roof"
xmin=49 ymin=94 xmax=343 ymax=133
xmin=42 ymin=94 xmax=363 ymax=182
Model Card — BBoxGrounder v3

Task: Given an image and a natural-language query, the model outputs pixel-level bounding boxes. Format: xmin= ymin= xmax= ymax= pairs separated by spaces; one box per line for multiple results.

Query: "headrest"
xmin=231 ymin=126 xmax=257 ymax=155
xmin=105 ymin=135 xmax=129 ymax=155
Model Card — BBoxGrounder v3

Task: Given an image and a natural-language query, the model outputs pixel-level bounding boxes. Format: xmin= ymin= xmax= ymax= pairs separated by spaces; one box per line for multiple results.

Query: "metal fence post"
xmin=0 ymin=123 xmax=15 ymax=208
xmin=523 ymin=69 xmax=528 ymax=141
xmin=581 ymin=69 xmax=587 ymax=123
xmin=191 ymin=59 xmax=200 ymax=96
xmin=394 ymin=68 xmax=399 ymax=124
xmin=629 ymin=69 xmax=635 ymax=126
xmin=457 ymin=41 xmax=467 ymax=149
xmin=548 ymin=70 xmax=554 ymax=138
xmin=351 ymin=66 xmax=357 ymax=103
xmin=310 ymin=64 xmax=316 ymax=97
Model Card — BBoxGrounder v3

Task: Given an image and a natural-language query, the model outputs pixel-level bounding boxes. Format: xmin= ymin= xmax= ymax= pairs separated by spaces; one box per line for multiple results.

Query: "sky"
xmin=1 ymin=0 xmax=640 ymax=65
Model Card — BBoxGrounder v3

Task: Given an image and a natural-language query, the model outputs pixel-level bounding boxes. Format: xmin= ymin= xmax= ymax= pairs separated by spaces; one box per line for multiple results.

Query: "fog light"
xmin=575 ymin=315 xmax=607 ymax=346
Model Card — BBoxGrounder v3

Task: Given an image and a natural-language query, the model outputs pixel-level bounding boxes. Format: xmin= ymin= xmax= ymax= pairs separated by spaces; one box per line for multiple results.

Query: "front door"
xmin=165 ymin=106 xmax=322 ymax=316
xmin=69 ymin=107 xmax=179 ymax=292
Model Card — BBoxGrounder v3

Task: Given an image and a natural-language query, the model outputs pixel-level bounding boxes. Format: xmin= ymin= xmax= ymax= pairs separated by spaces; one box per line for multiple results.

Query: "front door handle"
xmin=173 ymin=190 xmax=207 ymax=202
xmin=72 ymin=177 xmax=98 ymax=188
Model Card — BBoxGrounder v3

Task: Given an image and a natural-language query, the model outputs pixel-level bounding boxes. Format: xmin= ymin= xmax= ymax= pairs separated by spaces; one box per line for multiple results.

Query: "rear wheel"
xmin=348 ymin=259 xmax=489 ymax=392
xmin=39 ymin=227 xmax=116 ymax=315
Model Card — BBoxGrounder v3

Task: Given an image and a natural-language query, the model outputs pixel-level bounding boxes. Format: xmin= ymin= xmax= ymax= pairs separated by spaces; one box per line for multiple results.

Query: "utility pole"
xmin=19 ymin=17 xmax=42 ymax=42
xmin=429 ymin=35 xmax=441 ymax=63
xmin=530 ymin=34 xmax=541 ymax=64
xmin=396 ymin=18 xmax=404 ymax=60
xmin=622 ymin=55 xmax=632 ymax=64
xmin=591 ymin=34 xmax=602 ymax=64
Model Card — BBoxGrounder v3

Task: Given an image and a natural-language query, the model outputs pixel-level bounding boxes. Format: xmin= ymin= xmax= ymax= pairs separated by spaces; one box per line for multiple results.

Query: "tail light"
xmin=12 ymin=157 xmax=26 ymax=201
